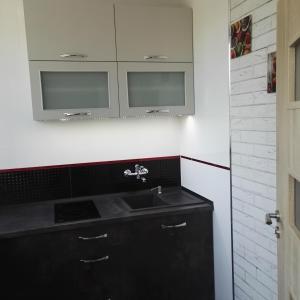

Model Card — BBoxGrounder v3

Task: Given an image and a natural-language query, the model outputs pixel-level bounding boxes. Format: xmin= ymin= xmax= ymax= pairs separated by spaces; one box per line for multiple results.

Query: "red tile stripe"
xmin=0 ymin=156 xmax=180 ymax=173
xmin=180 ymin=156 xmax=231 ymax=171
xmin=0 ymin=155 xmax=230 ymax=173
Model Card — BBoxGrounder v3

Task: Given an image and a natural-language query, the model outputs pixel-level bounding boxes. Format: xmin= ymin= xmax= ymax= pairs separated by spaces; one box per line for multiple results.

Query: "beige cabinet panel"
xmin=115 ymin=5 xmax=193 ymax=62
xmin=23 ymin=0 xmax=116 ymax=61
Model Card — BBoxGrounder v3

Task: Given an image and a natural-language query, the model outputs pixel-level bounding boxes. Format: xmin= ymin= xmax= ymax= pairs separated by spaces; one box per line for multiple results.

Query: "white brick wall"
xmin=230 ymin=1 xmax=278 ymax=299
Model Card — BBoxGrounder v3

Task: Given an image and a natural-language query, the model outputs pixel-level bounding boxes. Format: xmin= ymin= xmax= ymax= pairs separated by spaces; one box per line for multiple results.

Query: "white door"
xmin=23 ymin=0 xmax=116 ymax=61
xmin=115 ymin=4 xmax=193 ymax=62
xmin=274 ymin=0 xmax=300 ymax=299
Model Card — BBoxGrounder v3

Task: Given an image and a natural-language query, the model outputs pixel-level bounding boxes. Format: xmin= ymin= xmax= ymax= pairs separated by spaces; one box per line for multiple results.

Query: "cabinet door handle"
xmin=80 ymin=256 xmax=109 ymax=264
xmin=146 ymin=109 xmax=170 ymax=114
xmin=161 ymin=222 xmax=187 ymax=229
xmin=78 ymin=233 xmax=108 ymax=241
xmin=144 ymin=55 xmax=168 ymax=60
xmin=64 ymin=112 xmax=91 ymax=117
xmin=60 ymin=53 xmax=87 ymax=58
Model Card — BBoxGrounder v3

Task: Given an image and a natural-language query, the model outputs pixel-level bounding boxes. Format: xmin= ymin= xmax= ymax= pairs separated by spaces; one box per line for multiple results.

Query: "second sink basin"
xmin=121 ymin=193 xmax=167 ymax=210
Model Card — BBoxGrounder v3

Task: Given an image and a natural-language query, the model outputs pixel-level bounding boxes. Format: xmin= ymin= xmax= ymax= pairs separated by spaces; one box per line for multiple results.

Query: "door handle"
xmin=80 ymin=256 xmax=109 ymax=264
xmin=78 ymin=233 xmax=108 ymax=240
xmin=146 ymin=110 xmax=170 ymax=114
xmin=144 ymin=55 xmax=168 ymax=60
xmin=265 ymin=210 xmax=280 ymax=225
xmin=63 ymin=112 xmax=92 ymax=117
xmin=161 ymin=222 xmax=187 ymax=229
xmin=60 ymin=53 xmax=87 ymax=58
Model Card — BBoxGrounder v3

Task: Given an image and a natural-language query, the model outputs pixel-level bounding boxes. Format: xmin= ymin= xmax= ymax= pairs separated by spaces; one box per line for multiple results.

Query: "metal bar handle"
xmin=146 ymin=110 xmax=170 ymax=114
xmin=161 ymin=222 xmax=187 ymax=230
xmin=80 ymin=256 xmax=109 ymax=264
xmin=64 ymin=112 xmax=92 ymax=117
xmin=60 ymin=53 xmax=87 ymax=58
xmin=78 ymin=233 xmax=108 ymax=241
xmin=144 ymin=55 xmax=168 ymax=60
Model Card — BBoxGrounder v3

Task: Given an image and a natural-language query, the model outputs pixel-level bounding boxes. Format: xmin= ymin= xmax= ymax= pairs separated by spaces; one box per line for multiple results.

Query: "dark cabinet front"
xmin=125 ymin=211 xmax=214 ymax=300
xmin=0 ymin=230 xmax=79 ymax=300
xmin=0 ymin=210 xmax=214 ymax=300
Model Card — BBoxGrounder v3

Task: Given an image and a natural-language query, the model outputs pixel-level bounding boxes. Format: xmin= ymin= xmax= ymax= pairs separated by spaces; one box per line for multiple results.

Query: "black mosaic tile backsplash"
xmin=0 ymin=157 xmax=180 ymax=206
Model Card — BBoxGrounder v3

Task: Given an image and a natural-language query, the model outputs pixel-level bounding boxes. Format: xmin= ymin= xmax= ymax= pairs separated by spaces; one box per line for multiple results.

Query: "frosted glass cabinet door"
xmin=29 ymin=62 xmax=119 ymax=120
xmin=118 ymin=63 xmax=194 ymax=117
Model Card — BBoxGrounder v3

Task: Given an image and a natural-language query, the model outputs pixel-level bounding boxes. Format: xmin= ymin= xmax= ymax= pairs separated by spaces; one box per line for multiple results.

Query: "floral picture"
xmin=231 ymin=15 xmax=252 ymax=59
xmin=267 ymin=52 xmax=276 ymax=93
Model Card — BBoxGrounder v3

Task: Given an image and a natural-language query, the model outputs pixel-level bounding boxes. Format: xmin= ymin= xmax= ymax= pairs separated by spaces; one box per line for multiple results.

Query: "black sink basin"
xmin=55 ymin=200 xmax=100 ymax=223
xmin=121 ymin=193 xmax=168 ymax=210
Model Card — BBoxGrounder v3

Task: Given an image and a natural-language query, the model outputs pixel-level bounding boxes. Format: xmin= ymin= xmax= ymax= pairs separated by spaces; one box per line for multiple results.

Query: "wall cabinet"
xmin=115 ymin=5 xmax=193 ymax=62
xmin=0 ymin=210 xmax=214 ymax=299
xmin=118 ymin=62 xmax=194 ymax=116
xmin=23 ymin=0 xmax=195 ymax=120
xmin=23 ymin=0 xmax=116 ymax=61
xmin=29 ymin=61 xmax=119 ymax=120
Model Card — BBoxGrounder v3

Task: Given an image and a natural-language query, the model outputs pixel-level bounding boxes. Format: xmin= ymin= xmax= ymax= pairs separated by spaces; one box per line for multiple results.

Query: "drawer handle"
xmin=78 ymin=233 xmax=108 ymax=240
xmin=144 ymin=55 xmax=168 ymax=60
xmin=146 ymin=109 xmax=170 ymax=114
xmin=64 ymin=112 xmax=92 ymax=117
xmin=161 ymin=222 xmax=187 ymax=229
xmin=80 ymin=256 xmax=109 ymax=264
xmin=60 ymin=53 xmax=87 ymax=58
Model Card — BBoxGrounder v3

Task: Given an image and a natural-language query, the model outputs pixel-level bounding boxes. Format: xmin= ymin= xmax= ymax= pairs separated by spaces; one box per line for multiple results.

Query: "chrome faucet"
xmin=124 ymin=164 xmax=149 ymax=182
xmin=150 ymin=185 xmax=162 ymax=195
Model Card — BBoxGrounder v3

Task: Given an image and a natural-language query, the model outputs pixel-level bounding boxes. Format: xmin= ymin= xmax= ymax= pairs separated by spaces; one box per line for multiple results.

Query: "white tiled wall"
xmin=230 ymin=1 xmax=278 ymax=299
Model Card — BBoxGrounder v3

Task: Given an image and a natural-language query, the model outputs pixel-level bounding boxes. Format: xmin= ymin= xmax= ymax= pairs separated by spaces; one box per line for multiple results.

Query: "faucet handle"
xmin=140 ymin=166 xmax=148 ymax=174
xmin=124 ymin=169 xmax=132 ymax=177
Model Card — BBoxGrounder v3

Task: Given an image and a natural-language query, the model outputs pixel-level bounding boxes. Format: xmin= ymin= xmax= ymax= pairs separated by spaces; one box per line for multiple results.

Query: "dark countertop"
xmin=0 ymin=187 xmax=213 ymax=239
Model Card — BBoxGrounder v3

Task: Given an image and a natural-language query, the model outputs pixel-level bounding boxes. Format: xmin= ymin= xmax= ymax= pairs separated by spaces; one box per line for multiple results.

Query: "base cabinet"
xmin=125 ymin=211 xmax=214 ymax=300
xmin=0 ymin=210 xmax=214 ymax=300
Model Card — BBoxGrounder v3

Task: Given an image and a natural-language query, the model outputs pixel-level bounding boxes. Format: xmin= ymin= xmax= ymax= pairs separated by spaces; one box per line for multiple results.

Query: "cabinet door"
xmin=115 ymin=5 xmax=193 ymax=62
xmin=29 ymin=61 xmax=119 ymax=120
xmin=118 ymin=62 xmax=194 ymax=117
xmin=127 ymin=212 xmax=214 ymax=300
xmin=0 ymin=230 xmax=80 ymax=300
xmin=23 ymin=0 xmax=116 ymax=61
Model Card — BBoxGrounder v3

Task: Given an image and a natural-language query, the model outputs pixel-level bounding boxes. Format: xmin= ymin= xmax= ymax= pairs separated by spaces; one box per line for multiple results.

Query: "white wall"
xmin=0 ymin=0 xmax=182 ymax=170
xmin=230 ymin=1 xmax=278 ymax=300
xmin=180 ymin=1 xmax=233 ymax=300
xmin=180 ymin=0 xmax=230 ymax=167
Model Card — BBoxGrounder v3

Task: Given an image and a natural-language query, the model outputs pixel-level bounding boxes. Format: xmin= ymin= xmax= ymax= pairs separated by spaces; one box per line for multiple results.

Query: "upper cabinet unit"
xmin=115 ymin=5 xmax=193 ymax=63
xmin=23 ymin=0 xmax=195 ymax=120
xmin=23 ymin=0 xmax=116 ymax=61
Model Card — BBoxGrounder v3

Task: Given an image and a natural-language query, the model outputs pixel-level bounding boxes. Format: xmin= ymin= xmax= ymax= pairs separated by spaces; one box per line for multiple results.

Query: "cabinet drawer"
xmin=78 ymin=247 xmax=123 ymax=300
xmin=24 ymin=0 xmax=116 ymax=61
